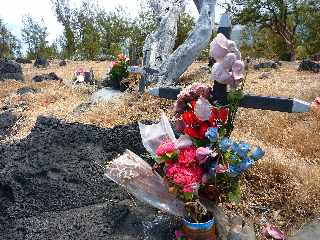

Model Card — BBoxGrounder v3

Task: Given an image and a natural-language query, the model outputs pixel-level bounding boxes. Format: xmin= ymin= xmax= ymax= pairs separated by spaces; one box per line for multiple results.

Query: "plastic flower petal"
xmin=196 ymin=147 xmax=212 ymax=164
xmin=205 ymin=127 xmax=219 ymax=142
xmin=156 ymin=139 xmax=176 ymax=156
xmin=211 ymin=63 xmax=233 ymax=84
xmin=219 ymin=138 xmax=233 ymax=152
xmin=261 ymin=224 xmax=285 ymax=240
xmin=232 ymin=60 xmax=245 ymax=80
xmin=209 ymin=33 xmax=229 ymax=62
xmin=237 ymin=142 xmax=250 ymax=158
xmin=228 ymin=165 xmax=240 ymax=177
xmin=239 ymin=158 xmax=255 ymax=172
xmin=222 ymin=53 xmax=237 ymax=70
xmin=176 ymin=135 xmax=193 ymax=149
xmin=194 ymin=97 xmax=212 ymax=121
xmin=178 ymin=146 xmax=197 ymax=165
xmin=215 ymin=164 xmax=227 ymax=173
xmin=251 ymin=147 xmax=265 ymax=160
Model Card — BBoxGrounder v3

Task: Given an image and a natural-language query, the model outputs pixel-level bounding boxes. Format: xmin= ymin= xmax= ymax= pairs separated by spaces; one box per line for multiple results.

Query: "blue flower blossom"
xmin=251 ymin=147 xmax=265 ymax=160
xmin=219 ymin=138 xmax=233 ymax=152
xmin=238 ymin=142 xmax=250 ymax=158
xmin=205 ymin=127 xmax=218 ymax=142
xmin=231 ymin=143 xmax=239 ymax=153
xmin=239 ymin=158 xmax=255 ymax=172
xmin=228 ymin=165 xmax=241 ymax=177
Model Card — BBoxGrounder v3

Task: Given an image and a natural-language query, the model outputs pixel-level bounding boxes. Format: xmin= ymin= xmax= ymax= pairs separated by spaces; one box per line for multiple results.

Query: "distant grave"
xmin=33 ymin=58 xmax=49 ymax=68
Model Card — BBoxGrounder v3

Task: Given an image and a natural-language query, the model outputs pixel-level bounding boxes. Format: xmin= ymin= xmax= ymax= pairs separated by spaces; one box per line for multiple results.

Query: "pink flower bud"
xmin=196 ymin=147 xmax=212 ymax=164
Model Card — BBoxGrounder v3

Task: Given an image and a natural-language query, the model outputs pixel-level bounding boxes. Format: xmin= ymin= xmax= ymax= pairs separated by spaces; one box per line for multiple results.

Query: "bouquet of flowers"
xmin=108 ymin=54 xmax=130 ymax=90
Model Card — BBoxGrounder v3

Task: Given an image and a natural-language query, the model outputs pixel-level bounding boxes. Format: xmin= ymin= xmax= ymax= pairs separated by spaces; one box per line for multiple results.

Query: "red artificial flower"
xmin=191 ymin=100 xmax=197 ymax=109
xmin=209 ymin=107 xmax=229 ymax=124
xmin=178 ymin=146 xmax=197 ymax=165
xmin=219 ymin=107 xmax=229 ymax=123
xmin=199 ymin=121 xmax=209 ymax=139
xmin=184 ymin=127 xmax=202 ymax=140
xmin=182 ymin=111 xmax=199 ymax=126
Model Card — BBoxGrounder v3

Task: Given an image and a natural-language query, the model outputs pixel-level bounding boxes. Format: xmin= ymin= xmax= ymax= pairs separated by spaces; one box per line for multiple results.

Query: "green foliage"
xmin=174 ymin=13 xmax=195 ymax=50
xmin=0 ymin=17 xmax=20 ymax=59
xmin=21 ymin=15 xmax=58 ymax=59
xmin=109 ymin=55 xmax=129 ymax=85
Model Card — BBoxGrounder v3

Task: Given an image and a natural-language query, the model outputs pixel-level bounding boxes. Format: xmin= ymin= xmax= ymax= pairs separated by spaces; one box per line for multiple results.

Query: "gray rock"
xmin=289 ymin=220 xmax=320 ymax=240
xmin=0 ymin=60 xmax=24 ymax=81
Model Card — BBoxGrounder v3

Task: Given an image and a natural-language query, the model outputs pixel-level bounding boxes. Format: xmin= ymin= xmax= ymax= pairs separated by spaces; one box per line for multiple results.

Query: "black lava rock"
xmin=298 ymin=60 xmax=320 ymax=73
xmin=33 ymin=58 xmax=49 ymax=68
xmin=0 ymin=60 xmax=24 ymax=81
xmin=16 ymin=87 xmax=38 ymax=95
xmin=254 ymin=61 xmax=279 ymax=70
xmin=312 ymin=52 xmax=320 ymax=62
xmin=0 ymin=116 xmax=178 ymax=240
xmin=0 ymin=111 xmax=17 ymax=137
xmin=59 ymin=60 xmax=67 ymax=67
xmin=15 ymin=58 xmax=32 ymax=64
xmin=32 ymin=72 xmax=61 ymax=82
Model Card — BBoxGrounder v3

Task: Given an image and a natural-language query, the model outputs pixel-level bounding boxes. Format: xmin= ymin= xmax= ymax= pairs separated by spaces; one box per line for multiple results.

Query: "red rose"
xmin=209 ymin=108 xmax=219 ymax=125
xmin=178 ymin=146 xmax=197 ymax=165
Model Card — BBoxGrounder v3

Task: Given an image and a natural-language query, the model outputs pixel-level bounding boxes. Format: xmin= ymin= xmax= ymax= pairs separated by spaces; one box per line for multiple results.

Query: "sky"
xmin=0 ymin=0 xmax=227 ymax=46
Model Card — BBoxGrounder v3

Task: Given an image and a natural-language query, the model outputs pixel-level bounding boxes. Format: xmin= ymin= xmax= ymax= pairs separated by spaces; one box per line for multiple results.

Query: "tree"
xmin=174 ymin=12 xmax=196 ymax=50
xmin=51 ymin=0 xmax=76 ymax=58
xmin=230 ymin=0 xmax=310 ymax=61
xmin=21 ymin=15 xmax=50 ymax=59
xmin=0 ymin=17 xmax=20 ymax=59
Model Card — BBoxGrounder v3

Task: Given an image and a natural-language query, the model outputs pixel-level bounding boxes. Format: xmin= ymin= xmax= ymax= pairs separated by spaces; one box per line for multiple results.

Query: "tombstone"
xmin=34 ymin=58 xmax=49 ymax=68
xmin=298 ymin=60 xmax=320 ymax=73
xmin=0 ymin=59 xmax=24 ymax=81
xmin=15 ymin=58 xmax=32 ymax=64
xmin=121 ymin=38 xmax=131 ymax=58
xmin=32 ymin=72 xmax=61 ymax=82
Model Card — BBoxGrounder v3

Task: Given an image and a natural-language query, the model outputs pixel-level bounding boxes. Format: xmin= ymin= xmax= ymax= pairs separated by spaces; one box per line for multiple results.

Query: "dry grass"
xmin=1 ymin=60 xmax=320 ymax=237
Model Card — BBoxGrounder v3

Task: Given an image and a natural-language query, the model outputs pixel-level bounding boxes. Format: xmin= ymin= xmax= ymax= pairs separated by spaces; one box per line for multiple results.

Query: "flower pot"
xmin=181 ymin=218 xmax=216 ymax=240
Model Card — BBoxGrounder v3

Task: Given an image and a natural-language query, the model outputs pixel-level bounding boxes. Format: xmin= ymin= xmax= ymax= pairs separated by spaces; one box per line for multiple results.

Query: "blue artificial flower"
xmin=239 ymin=158 xmax=255 ymax=172
xmin=228 ymin=164 xmax=241 ymax=177
xmin=237 ymin=141 xmax=250 ymax=158
xmin=251 ymin=147 xmax=265 ymax=160
xmin=205 ymin=127 xmax=218 ymax=142
xmin=219 ymin=138 xmax=233 ymax=152
xmin=231 ymin=143 xmax=239 ymax=153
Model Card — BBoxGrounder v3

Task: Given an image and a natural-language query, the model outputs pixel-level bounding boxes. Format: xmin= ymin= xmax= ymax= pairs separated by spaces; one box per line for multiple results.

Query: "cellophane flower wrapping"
xmin=104 ymin=150 xmax=185 ymax=217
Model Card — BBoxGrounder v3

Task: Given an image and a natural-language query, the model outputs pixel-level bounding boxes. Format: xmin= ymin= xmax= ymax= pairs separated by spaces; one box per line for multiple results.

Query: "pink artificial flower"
xmin=232 ymin=60 xmax=245 ymax=80
xmin=261 ymin=224 xmax=285 ymax=240
xmin=215 ymin=164 xmax=227 ymax=173
xmin=178 ymin=146 xmax=197 ymax=165
xmin=176 ymin=135 xmax=193 ymax=149
xmin=196 ymin=147 xmax=212 ymax=164
xmin=311 ymin=97 xmax=320 ymax=115
xmin=194 ymin=97 xmax=212 ymax=121
xmin=156 ymin=139 xmax=176 ymax=156
xmin=209 ymin=33 xmax=229 ymax=62
xmin=166 ymin=163 xmax=203 ymax=192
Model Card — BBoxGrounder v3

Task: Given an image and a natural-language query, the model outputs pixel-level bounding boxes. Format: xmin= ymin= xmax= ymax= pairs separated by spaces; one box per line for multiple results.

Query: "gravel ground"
xmin=0 ymin=116 xmax=178 ymax=240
